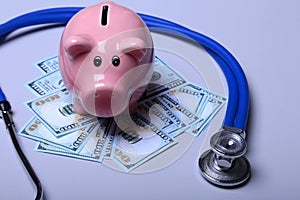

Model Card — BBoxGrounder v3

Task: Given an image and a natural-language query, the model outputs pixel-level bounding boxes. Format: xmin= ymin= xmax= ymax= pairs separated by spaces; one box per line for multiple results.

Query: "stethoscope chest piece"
xmin=199 ymin=129 xmax=251 ymax=187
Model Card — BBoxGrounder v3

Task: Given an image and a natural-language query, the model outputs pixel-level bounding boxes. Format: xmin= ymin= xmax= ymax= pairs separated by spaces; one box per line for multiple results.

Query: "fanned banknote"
xmin=26 ymin=69 xmax=65 ymax=96
xmin=112 ymin=112 xmax=177 ymax=172
xmin=97 ymin=118 xmax=116 ymax=160
xmin=35 ymin=56 xmax=59 ymax=74
xmin=19 ymin=117 xmax=96 ymax=152
xmin=158 ymin=92 xmax=203 ymax=135
xmin=182 ymin=83 xmax=227 ymax=136
xmin=35 ymin=119 xmax=112 ymax=163
xmin=26 ymin=88 xmax=97 ymax=137
xmin=137 ymin=100 xmax=176 ymax=134
xmin=138 ymin=87 xmax=205 ymax=137
xmin=164 ymin=83 xmax=208 ymax=115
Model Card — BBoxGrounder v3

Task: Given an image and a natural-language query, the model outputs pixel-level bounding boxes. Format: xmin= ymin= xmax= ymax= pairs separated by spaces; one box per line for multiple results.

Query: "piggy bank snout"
xmin=82 ymin=85 xmax=129 ymax=117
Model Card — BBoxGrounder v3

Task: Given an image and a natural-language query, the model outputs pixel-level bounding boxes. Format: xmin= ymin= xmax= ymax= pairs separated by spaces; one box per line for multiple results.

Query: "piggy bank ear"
xmin=64 ymin=35 xmax=94 ymax=60
xmin=120 ymin=37 xmax=147 ymax=62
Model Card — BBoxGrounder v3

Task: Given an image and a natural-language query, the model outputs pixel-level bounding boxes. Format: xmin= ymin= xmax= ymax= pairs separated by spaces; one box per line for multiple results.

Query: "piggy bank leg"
xmin=73 ymin=97 xmax=89 ymax=115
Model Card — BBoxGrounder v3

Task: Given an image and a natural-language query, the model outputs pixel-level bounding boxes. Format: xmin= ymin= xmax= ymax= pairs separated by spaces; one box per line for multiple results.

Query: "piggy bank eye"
xmin=112 ymin=55 xmax=120 ymax=67
xmin=94 ymin=56 xmax=102 ymax=67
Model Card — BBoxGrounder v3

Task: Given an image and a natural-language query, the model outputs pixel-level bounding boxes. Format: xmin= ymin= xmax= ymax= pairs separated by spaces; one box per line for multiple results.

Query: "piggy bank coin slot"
xmin=101 ymin=5 xmax=109 ymax=26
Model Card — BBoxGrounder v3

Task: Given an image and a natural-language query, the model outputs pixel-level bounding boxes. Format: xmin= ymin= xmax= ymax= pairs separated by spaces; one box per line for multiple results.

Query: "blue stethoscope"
xmin=0 ymin=6 xmax=251 ymax=200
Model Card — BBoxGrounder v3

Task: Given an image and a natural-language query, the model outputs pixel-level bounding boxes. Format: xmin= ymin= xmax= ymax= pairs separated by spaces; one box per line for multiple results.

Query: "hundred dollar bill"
xmin=35 ymin=56 xmax=59 ymax=74
xmin=26 ymin=88 xmax=97 ymax=137
xmin=112 ymin=112 xmax=177 ymax=172
xmin=98 ymin=118 xmax=116 ymax=160
xmin=139 ymin=97 xmax=189 ymax=137
xmin=35 ymin=119 xmax=111 ymax=163
xmin=191 ymin=95 xmax=226 ymax=136
xmin=26 ymin=69 xmax=65 ymax=96
xmin=183 ymin=83 xmax=227 ymax=136
xmin=137 ymin=83 xmax=208 ymax=137
xmin=166 ymin=83 xmax=208 ymax=115
xmin=137 ymin=101 xmax=176 ymax=134
xmin=145 ymin=56 xmax=186 ymax=97
xmin=157 ymin=92 xmax=203 ymax=137
xmin=18 ymin=117 xmax=97 ymax=152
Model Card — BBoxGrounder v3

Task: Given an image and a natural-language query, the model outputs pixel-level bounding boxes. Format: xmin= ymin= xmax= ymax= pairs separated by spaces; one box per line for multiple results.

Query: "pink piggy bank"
xmin=59 ymin=1 xmax=154 ymax=117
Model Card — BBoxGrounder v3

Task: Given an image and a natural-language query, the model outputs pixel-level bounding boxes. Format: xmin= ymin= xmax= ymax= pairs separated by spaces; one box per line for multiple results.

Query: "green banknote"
xmin=112 ymin=113 xmax=177 ymax=172
xmin=35 ymin=119 xmax=112 ymax=163
xmin=183 ymin=83 xmax=227 ymax=136
xmin=26 ymin=69 xmax=64 ymax=96
xmin=19 ymin=117 xmax=97 ymax=152
xmin=35 ymin=56 xmax=59 ymax=74
xmin=26 ymin=88 xmax=97 ymax=137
